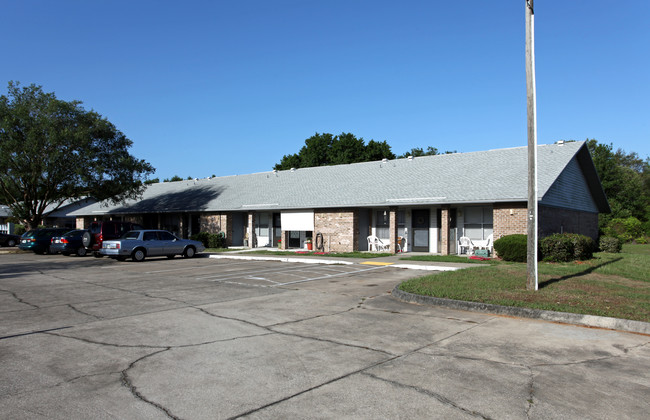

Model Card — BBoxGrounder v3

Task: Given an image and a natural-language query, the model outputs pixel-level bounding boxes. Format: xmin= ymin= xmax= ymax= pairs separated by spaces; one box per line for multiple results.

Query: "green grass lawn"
xmin=398 ymin=244 xmax=650 ymax=322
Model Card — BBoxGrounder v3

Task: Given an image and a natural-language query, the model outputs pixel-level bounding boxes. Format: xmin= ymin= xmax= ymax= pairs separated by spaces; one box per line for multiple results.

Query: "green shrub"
xmin=599 ymin=236 xmax=622 ymax=253
xmin=14 ymin=224 xmax=26 ymax=236
xmin=540 ymin=233 xmax=596 ymax=262
xmin=190 ymin=232 xmax=210 ymax=248
xmin=190 ymin=231 xmax=227 ymax=249
xmin=603 ymin=217 xmax=644 ymax=243
xmin=540 ymin=234 xmax=574 ymax=262
xmin=493 ymin=234 xmax=528 ymax=262
xmin=207 ymin=232 xmax=226 ymax=249
xmin=569 ymin=234 xmax=597 ymax=260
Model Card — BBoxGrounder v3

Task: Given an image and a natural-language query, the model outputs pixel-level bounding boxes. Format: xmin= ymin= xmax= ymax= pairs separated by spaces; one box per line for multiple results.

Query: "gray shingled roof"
xmin=68 ymin=141 xmax=608 ymax=216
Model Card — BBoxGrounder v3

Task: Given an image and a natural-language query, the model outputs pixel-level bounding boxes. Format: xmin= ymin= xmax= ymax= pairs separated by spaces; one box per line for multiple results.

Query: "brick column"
xmin=440 ymin=206 xmax=450 ymax=255
xmin=389 ymin=207 xmax=398 ymax=254
xmin=247 ymin=212 xmax=256 ymax=248
xmin=280 ymin=230 xmax=289 ymax=250
xmin=224 ymin=213 xmax=233 ymax=246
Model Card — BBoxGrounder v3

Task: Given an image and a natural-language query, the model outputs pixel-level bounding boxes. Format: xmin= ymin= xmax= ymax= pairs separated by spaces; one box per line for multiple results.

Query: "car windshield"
xmin=122 ymin=231 xmax=141 ymax=240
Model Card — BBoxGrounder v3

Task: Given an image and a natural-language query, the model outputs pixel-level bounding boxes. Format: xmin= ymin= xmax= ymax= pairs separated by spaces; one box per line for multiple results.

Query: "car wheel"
xmin=7 ymin=239 xmax=16 ymax=247
xmin=81 ymin=231 xmax=92 ymax=248
xmin=76 ymin=247 xmax=87 ymax=257
xmin=132 ymin=248 xmax=146 ymax=262
xmin=183 ymin=246 xmax=196 ymax=258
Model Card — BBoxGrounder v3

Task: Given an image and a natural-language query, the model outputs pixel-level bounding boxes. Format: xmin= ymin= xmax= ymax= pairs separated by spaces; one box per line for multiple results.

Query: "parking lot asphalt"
xmin=1 ymin=252 xmax=648 ymax=419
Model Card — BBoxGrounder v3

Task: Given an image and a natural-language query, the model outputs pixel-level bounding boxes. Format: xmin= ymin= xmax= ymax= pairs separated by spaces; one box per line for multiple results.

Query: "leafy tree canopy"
xmin=586 ymin=139 xmax=649 ymax=227
xmin=396 ymin=146 xmax=456 ymax=158
xmin=274 ymin=133 xmax=396 ymax=170
xmin=0 ymin=81 xmax=154 ymax=229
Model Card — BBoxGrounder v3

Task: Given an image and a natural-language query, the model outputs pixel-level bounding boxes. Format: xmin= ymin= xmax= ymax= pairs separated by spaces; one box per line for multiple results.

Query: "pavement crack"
xmin=525 ymin=366 xmax=535 ymax=419
xmin=529 ymin=343 xmax=648 ymax=368
xmin=362 ymin=371 xmax=494 ymax=420
xmin=67 ymin=303 xmax=103 ymax=319
xmin=193 ymin=306 xmax=394 ymax=356
xmin=0 ymin=288 xmax=40 ymax=309
xmin=121 ymin=348 xmax=182 ymax=420
xmin=44 ymin=331 xmax=169 ymax=349
xmin=228 ymin=353 xmax=402 ymax=419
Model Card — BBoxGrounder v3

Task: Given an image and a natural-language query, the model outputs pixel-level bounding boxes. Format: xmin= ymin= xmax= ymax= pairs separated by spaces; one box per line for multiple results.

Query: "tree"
xmin=0 ymin=82 xmax=154 ymax=229
xmin=274 ymin=133 xmax=395 ymax=170
xmin=163 ymin=175 xmax=184 ymax=182
xmin=586 ymin=139 xmax=649 ymax=229
xmin=396 ymin=146 xmax=456 ymax=158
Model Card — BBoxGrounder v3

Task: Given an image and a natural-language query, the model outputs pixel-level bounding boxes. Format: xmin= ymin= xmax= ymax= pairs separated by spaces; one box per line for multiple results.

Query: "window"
xmin=397 ymin=210 xmax=406 ymax=238
xmin=375 ymin=210 xmax=389 ymax=240
xmin=255 ymin=213 xmax=269 ymax=238
xmin=463 ymin=207 xmax=493 ymax=240
xmin=143 ymin=232 xmax=158 ymax=241
xmin=159 ymin=231 xmax=176 ymax=241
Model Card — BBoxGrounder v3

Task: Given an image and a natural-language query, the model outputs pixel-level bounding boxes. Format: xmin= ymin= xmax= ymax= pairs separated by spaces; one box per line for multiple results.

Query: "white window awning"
xmin=281 ymin=211 xmax=314 ymax=231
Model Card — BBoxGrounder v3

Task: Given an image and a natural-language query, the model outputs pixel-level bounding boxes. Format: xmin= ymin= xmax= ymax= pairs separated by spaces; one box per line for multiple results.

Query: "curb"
xmin=208 ymin=254 xmax=354 ymax=265
xmin=392 ymin=285 xmax=650 ymax=335
xmin=390 ymin=264 xmax=462 ymax=272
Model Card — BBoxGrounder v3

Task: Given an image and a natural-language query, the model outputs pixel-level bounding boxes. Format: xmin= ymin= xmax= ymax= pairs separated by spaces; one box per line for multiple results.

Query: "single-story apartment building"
xmin=67 ymin=140 xmax=609 ymax=255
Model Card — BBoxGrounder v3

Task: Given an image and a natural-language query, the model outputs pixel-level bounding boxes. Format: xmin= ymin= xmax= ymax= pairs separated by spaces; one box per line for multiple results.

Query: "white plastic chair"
xmin=376 ymin=237 xmax=391 ymax=251
xmin=459 ymin=236 xmax=474 ymax=255
xmin=484 ymin=234 xmax=494 ymax=255
xmin=367 ymin=235 xmax=390 ymax=252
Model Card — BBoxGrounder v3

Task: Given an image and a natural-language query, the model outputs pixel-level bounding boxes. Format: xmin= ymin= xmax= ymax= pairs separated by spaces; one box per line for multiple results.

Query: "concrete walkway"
xmin=208 ymin=249 xmax=480 ymax=272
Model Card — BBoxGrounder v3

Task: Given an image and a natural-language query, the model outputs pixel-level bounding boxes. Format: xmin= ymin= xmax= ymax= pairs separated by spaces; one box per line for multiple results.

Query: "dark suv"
xmin=82 ymin=221 xmax=145 ymax=257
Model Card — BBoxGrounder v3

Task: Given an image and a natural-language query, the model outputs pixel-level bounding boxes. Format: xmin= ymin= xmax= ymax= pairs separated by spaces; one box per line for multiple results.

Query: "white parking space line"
xmin=195 ymin=265 xmax=314 ymax=281
xmin=144 ymin=260 xmax=254 ymax=275
xmin=193 ymin=262 xmax=383 ymax=286
xmin=276 ymin=265 xmax=388 ymax=286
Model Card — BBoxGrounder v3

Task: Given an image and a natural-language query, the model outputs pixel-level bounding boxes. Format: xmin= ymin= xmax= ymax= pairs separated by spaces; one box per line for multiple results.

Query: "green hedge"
xmin=493 ymin=234 xmax=528 ymax=262
xmin=599 ymin=236 xmax=622 ymax=253
xmin=540 ymin=233 xmax=596 ymax=262
xmin=191 ymin=231 xmax=227 ymax=249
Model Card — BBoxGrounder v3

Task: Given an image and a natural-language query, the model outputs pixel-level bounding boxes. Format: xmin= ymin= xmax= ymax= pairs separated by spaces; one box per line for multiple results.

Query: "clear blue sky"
xmin=2 ymin=0 xmax=648 ymax=180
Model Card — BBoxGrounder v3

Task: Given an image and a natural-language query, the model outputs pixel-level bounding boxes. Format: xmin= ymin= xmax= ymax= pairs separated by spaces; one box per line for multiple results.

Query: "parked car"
xmin=82 ymin=221 xmax=145 ymax=257
xmin=18 ymin=228 xmax=71 ymax=254
xmin=50 ymin=230 xmax=88 ymax=256
xmin=100 ymin=229 xmax=205 ymax=262
xmin=0 ymin=232 xmax=21 ymax=247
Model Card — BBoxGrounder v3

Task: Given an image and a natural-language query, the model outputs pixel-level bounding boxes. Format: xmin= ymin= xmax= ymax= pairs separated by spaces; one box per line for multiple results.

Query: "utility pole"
xmin=525 ymin=0 xmax=539 ymax=291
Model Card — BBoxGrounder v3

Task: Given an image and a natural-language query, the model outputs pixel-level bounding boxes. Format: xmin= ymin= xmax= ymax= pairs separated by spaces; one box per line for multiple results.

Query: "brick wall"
xmin=314 ymin=209 xmax=357 ymax=253
xmin=200 ymin=212 xmax=233 ymax=245
xmin=493 ymin=202 xmax=528 ymax=241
